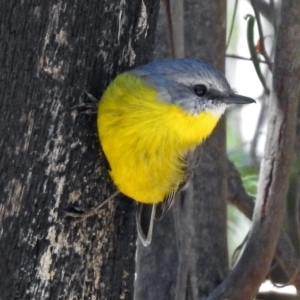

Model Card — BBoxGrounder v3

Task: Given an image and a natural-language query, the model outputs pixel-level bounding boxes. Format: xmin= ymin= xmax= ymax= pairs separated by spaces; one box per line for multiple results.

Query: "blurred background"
xmin=153 ymin=0 xmax=298 ymax=297
xmin=226 ymin=0 xmax=297 ymax=297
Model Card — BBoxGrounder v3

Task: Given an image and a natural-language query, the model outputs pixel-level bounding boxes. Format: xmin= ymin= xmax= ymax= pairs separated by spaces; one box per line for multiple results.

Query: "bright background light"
xmin=224 ymin=0 xmax=296 ymax=296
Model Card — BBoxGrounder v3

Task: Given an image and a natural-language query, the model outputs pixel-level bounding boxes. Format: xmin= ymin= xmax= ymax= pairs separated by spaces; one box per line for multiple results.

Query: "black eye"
xmin=194 ymin=84 xmax=207 ymax=97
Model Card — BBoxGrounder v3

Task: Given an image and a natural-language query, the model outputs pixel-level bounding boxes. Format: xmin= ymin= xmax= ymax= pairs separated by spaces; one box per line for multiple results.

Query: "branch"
xmin=208 ymin=2 xmax=300 ymax=298
xmin=227 ymin=160 xmax=300 ymax=288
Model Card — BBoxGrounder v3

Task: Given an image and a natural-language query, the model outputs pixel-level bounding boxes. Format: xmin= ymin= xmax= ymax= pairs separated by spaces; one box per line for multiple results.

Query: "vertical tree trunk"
xmin=0 ymin=1 xmax=159 ymax=299
xmin=135 ymin=1 xmax=228 ymax=299
xmin=185 ymin=1 xmax=228 ymax=296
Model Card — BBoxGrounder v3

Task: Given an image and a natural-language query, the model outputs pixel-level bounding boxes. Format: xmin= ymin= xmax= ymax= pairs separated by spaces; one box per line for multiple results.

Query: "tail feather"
xmin=136 ymin=203 xmax=156 ymax=246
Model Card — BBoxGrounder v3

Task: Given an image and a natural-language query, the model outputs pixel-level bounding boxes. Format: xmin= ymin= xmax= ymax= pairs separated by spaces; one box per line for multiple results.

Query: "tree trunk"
xmin=0 ymin=1 xmax=159 ymax=299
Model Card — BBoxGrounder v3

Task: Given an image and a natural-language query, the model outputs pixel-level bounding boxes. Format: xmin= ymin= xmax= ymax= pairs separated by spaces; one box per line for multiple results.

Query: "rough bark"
xmin=135 ymin=1 xmax=228 ymax=299
xmin=0 ymin=1 xmax=159 ymax=299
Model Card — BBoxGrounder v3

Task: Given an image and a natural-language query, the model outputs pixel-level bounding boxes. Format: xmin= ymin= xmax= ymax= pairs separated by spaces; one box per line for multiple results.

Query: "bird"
xmin=96 ymin=58 xmax=255 ymax=246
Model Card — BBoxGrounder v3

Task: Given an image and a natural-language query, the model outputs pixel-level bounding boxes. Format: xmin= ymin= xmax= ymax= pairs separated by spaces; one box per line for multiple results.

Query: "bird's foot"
xmin=65 ymin=191 xmax=120 ymax=223
xmin=65 ymin=201 xmax=108 ymax=223
xmin=70 ymin=90 xmax=98 ymax=115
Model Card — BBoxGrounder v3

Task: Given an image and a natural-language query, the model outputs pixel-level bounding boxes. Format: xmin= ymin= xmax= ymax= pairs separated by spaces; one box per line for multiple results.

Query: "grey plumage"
xmin=130 ymin=58 xmax=234 ymax=115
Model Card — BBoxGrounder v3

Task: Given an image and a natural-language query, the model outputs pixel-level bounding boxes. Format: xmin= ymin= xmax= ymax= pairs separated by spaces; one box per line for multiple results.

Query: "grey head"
xmin=129 ymin=58 xmax=255 ymax=116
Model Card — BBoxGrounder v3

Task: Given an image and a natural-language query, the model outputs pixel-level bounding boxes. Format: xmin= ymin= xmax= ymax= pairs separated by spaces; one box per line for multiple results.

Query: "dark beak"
xmin=224 ymin=94 xmax=256 ymax=105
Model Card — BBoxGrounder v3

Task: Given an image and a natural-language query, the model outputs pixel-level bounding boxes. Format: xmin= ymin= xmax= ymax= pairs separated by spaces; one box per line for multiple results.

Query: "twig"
xmin=246 ymin=15 xmax=270 ymax=95
xmin=251 ymin=1 xmax=273 ymax=71
xmin=226 ymin=53 xmax=268 ymax=64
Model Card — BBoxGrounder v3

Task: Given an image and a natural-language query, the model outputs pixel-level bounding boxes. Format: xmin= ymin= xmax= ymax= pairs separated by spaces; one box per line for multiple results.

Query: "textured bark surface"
xmin=135 ymin=1 xmax=228 ymax=299
xmin=0 ymin=1 xmax=159 ymax=299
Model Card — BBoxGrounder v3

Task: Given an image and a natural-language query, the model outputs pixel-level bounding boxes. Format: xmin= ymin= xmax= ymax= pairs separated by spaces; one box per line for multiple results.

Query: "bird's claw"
xmin=65 ymin=192 xmax=119 ymax=224
xmin=65 ymin=208 xmax=95 ymax=224
xmin=69 ymin=90 xmax=98 ymax=115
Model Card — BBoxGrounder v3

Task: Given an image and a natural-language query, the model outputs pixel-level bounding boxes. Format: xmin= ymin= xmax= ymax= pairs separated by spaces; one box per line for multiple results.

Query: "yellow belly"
xmin=97 ymin=73 xmax=219 ymax=203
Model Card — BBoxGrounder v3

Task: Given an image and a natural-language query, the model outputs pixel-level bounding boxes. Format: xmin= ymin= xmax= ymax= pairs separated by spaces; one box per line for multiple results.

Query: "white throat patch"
xmin=206 ymin=104 xmax=227 ymax=118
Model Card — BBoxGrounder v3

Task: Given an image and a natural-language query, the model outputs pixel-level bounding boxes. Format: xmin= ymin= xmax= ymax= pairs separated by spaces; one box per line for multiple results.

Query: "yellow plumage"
xmin=97 ymin=73 xmax=219 ymax=204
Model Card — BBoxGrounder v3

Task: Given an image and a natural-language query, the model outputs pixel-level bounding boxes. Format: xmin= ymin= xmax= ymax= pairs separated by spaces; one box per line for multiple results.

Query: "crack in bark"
xmin=261 ymin=157 xmax=275 ymax=221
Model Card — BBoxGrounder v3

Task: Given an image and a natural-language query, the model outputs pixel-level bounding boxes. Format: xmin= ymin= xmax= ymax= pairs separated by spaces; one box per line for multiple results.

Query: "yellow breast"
xmin=97 ymin=73 xmax=220 ymax=203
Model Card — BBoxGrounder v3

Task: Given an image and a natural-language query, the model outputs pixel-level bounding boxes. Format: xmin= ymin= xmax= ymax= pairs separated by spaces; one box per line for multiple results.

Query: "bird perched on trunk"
xmin=96 ymin=59 xmax=255 ymax=246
